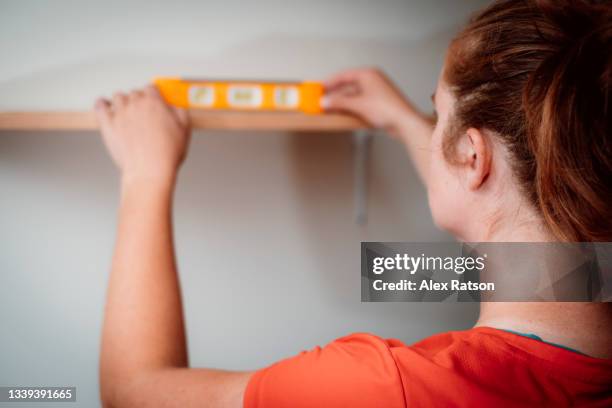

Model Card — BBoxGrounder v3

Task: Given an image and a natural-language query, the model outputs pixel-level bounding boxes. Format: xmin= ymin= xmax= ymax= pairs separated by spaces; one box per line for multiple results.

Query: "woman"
xmin=95 ymin=0 xmax=612 ymax=406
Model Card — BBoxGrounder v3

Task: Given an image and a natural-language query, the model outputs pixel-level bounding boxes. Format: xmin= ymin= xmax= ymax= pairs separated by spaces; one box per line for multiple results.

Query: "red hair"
xmin=444 ymin=0 xmax=612 ymax=241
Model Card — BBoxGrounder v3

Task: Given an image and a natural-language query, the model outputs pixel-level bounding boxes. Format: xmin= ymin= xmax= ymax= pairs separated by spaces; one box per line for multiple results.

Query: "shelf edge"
xmin=0 ymin=111 xmax=369 ymax=132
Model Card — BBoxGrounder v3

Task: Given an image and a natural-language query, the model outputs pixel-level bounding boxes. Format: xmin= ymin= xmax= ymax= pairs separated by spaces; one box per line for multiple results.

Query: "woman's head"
xmin=428 ymin=0 xmax=611 ymax=242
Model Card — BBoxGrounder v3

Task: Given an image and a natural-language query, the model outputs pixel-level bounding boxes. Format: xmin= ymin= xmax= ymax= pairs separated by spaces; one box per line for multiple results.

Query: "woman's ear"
xmin=459 ymin=127 xmax=491 ymax=190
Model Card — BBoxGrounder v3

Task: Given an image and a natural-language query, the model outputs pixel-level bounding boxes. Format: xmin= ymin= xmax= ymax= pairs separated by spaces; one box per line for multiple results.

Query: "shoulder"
xmin=244 ymin=333 xmax=407 ymax=408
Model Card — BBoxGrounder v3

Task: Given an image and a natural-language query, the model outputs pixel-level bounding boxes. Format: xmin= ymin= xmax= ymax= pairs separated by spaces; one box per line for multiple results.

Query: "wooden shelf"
xmin=0 ymin=111 xmax=368 ymax=132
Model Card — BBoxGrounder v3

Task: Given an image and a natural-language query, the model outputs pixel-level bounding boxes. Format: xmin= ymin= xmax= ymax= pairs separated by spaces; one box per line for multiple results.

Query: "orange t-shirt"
xmin=244 ymin=327 xmax=612 ymax=407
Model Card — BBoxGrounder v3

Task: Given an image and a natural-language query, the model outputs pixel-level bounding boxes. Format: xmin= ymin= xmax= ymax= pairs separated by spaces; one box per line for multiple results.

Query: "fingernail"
xmin=320 ymin=96 xmax=329 ymax=109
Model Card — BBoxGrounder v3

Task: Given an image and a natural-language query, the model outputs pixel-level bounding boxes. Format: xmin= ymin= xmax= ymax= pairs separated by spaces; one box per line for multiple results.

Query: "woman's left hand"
xmin=94 ymin=85 xmax=191 ymax=185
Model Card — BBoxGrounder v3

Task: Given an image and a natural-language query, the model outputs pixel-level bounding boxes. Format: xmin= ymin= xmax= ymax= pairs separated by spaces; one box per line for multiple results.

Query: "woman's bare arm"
xmin=323 ymin=68 xmax=434 ymax=185
xmin=96 ymin=86 xmax=251 ymax=408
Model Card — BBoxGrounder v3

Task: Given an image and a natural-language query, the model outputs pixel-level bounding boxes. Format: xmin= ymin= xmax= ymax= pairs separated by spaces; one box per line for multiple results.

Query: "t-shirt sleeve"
xmin=243 ymin=333 xmax=406 ymax=408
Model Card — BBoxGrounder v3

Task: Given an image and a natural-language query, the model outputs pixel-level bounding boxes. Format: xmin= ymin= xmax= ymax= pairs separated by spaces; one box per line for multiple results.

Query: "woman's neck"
xmin=468 ymin=205 xmax=612 ymax=359
xmin=482 ymin=203 xmax=555 ymax=243
xmin=476 ymin=302 xmax=612 ymax=359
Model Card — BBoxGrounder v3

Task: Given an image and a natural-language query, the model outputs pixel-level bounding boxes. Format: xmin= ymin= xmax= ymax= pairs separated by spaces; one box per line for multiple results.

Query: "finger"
xmin=144 ymin=84 xmax=161 ymax=99
xmin=321 ymin=92 xmax=364 ymax=113
xmin=94 ymin=98 xmax=113 ymax=134
xmin=324 ymin=68 xmax=372 ymax=91
xmin=172 ymin=107 xmax=190 ymax=127
xmin=112 ymin=92 xmax=128 ymax=108
xmin=129 ymin=89 xmax=145 ymax=100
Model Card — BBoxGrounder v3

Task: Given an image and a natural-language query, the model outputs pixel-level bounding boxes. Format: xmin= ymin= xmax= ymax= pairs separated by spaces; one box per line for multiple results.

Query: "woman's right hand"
xmin=322 ymin=68 xmax=420 ymax=135
xmin=324 ymin=68 xmax=434 ymax=185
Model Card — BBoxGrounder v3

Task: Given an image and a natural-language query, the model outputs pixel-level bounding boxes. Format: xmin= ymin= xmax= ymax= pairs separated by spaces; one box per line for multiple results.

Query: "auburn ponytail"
xmin=444 ymin=0 xmax=612 ymax=242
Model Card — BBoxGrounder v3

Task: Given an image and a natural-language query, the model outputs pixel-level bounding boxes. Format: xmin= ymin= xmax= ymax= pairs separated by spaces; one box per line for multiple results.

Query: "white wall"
xmin=0 ymin=1 xmax=487 ymax=406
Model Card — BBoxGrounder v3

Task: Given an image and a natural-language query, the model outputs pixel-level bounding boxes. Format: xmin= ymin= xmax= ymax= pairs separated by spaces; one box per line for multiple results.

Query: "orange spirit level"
xmin=154 ymin=77 xmax=324 ymax=114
